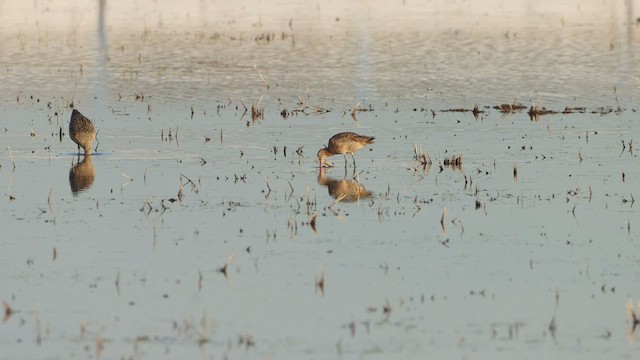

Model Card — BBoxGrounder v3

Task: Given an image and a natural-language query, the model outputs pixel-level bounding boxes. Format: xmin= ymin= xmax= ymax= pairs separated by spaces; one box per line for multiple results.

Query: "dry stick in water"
xmin=47 ymin=188 xmax=54 ymax=213
xmin=253 ymin=64 xmax=269 ymax=89
xmin=35 ymin=312 xmax=42 ymax=345
xmin=96 ymin=338 xmax=105 ymax=357
xmin=217 ymin=253 xmax=235 ymax=281
xmin=412 ymin=196 xmax=421 ymax=218
xmin=7 ymin=146 xmax=15 ymax=170
xmin=48 ymin=188 xmax=56 ymax=224
xmin=238 ymin=98 xmax=248 ymax=113
xmin=115 ymin=270 xmax=121 ymax=296
xmin=305 ymin=187 xmax=311 ymax=215
xmin=177 ymin=183 xmax=184 ymax=204
xmin=626 ymin=298 xmax=640 ymax=333
xmin=121 ymin=173 xmax=133 ymax=191
xmin=309 ymin=212 xmax=317 ymax=234
xmin=315 ymin=265 xmax=325 ymax=296
xmin=578 ymin=147 xmax=583 ymax=163
xmin=285 ymin=180 xmax=295 ymax=203
xmin=351 ymin=102 xmax=361 ymax=117
xmin=548 ymin=316 xmax=557 ymax=340
xmin=452 ymin=217 xmax=464 ymax=237
xmin=441 ymin=208 xmax=447 ymax=235
xmin=264 ymin=176 xmax=271 ymax=201
xmin=264 ymin=176 xmax=272 ymax=194
xmin=141 ymin=200 xmax=166 ymax=249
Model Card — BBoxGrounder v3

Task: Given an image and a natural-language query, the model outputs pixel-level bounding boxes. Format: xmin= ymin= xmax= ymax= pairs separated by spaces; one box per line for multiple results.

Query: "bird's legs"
xmin=343 ymin=154 xmax=348 ymax=169
xmin=350 ymin=153 xmax=357 ymax=169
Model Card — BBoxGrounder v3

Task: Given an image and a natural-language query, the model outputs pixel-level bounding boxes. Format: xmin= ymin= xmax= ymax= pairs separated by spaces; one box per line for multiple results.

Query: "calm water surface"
xmin=1 ymin=0 xmax=640 ymax=359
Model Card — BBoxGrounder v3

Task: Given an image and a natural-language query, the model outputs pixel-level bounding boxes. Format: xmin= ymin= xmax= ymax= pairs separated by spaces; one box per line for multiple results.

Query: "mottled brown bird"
xmin=317 ymin=132 xmax=375 ymax=168
xmin=69 ymin=109 xmax=96 ymax=155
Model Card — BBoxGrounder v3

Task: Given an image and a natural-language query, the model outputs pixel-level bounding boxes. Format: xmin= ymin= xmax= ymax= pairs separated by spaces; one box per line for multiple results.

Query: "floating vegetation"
xmin=440 ymin=104 xmax=484 ymax=118
xmin=237 ymin=334 xmax=255 ymax=349
xmin=528 ymin=106 xmax=558 ymax=121
xmin=350 ymin=102 xmax=374 ymax=117
xmin=278 ymin=101 xmax=627 ymax=120
xmin=413 ymin=144 xmax=432 ymax=168
xmin=562 ymin=106 xmax=586 ymax=114
xmin=621 ymin=139 xmax=634 ymax=155
xmin=442 ymin=153 xmax=462 ymax=168
xmin=254 ymin=32 xmax=276 ymax=43
xmin=280 ymin=98 xmax=331 ymax=118
xmin=251 ymin=101 xmax=264 ymax=121
xmin=591 ymin=106 xmax=623 ymax=115
xmin=494 ymin=103 xmax=527 ymax=113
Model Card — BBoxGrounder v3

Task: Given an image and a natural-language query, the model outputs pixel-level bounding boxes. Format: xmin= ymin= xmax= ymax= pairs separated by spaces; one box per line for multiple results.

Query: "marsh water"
xmin=1 ymin=0 xmax=640 ymax=358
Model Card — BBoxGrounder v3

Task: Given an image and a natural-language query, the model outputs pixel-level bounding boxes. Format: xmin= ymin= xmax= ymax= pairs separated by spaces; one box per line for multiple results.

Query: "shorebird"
xmin=69 ymin=109 xmax=96 ymax=155
xmin=317 ymin=132 xmax=375 ymax=168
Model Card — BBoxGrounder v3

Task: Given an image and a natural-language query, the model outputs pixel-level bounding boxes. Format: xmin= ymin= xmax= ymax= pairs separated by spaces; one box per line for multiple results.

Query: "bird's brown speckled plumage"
xmin=317 ymin=132 xmax=375 ymax=167
xmin=69 ymin=109 xmax=96 ymax=155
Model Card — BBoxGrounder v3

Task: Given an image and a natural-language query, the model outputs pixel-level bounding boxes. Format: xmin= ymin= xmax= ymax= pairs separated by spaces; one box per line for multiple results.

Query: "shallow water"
xmin=1 ymin=0 xmax=640 ymax=359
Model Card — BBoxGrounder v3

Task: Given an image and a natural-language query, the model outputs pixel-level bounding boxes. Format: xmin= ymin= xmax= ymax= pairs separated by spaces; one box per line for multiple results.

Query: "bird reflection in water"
xmin=69 ymin=156 xmax=95 ymax=194
xmin=317 ymin=168 xmax=372 ymax=202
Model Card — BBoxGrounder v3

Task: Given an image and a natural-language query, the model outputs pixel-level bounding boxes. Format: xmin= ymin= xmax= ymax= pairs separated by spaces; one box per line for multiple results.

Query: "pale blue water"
xmin=1 ymin=1 xmax=640 ymax=359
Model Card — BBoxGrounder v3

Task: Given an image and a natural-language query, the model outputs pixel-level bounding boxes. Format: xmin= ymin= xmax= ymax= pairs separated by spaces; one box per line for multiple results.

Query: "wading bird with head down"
xmin=69 ymin=109 xmax=96 ymax=155
xmin=317 ymin=132 xmax=375 ymax=168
